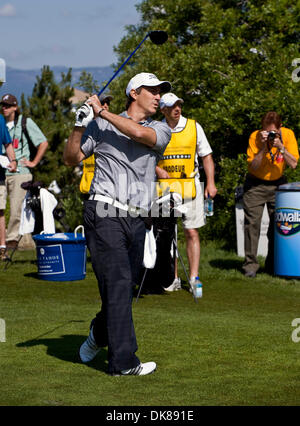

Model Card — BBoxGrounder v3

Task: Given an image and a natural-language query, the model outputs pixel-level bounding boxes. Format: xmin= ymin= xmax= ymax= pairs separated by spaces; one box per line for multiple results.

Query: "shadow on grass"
xmin=16 ymin=321 xmax=108 ymax=373
xmin=0 ymin=259 xmax=37 ymax=272
xmin=2 ymin=259 xmax=36 ymax=265
xmin=209 ymin=258 xmax=244 ymax=272
xmin=23 ymin=272 xmax=40 ymax=279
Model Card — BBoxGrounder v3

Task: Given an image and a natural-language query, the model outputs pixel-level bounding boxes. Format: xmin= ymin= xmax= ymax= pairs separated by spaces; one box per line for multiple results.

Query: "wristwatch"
xmin=98 ymin=108 xmax=105 ymax=117
xmin=280 ymin=147 xmax=285 ymax=154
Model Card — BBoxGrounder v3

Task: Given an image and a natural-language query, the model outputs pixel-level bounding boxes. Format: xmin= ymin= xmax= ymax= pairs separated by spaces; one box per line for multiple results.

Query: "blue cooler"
xmin=274 ymin=182 xmax=300 ymax=278
xmin=33 ymin=226 xmax=87 ymax=281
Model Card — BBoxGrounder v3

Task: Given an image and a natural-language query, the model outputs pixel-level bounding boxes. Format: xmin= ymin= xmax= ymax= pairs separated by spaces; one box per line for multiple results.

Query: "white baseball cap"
xmin=160 ymin=93 xmax=184 ymax=109
xmin=126 ymin=72 xmax=171 ymax=97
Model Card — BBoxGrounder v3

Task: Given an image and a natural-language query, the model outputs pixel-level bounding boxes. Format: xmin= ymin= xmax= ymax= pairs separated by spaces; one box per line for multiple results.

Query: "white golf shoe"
xmin=79 ymin=326 xmax=101 ymax=363
xmin=164 ymin=277 xmax=181 ymax=292
xmin=112 ymin=361 xmax=157 ymax=376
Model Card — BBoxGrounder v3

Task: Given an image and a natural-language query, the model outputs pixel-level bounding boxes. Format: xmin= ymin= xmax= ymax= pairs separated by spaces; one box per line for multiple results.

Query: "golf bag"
xmin=3 ymin=181 xmax=70 ymax=268
xmin=20 ymin=181 xmax=44 ymax=235
xmin=20 ymin=180 xmax=70 ymax=235
xmin=138 ymin=197 xmax=178 ymax=295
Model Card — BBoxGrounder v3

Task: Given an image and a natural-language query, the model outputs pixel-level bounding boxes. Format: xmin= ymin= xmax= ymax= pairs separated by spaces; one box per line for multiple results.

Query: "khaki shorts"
xmin=182 ymin=179 xmax=206 ymax=229
xmin=0 ymin=184 xmax=7 ymax=210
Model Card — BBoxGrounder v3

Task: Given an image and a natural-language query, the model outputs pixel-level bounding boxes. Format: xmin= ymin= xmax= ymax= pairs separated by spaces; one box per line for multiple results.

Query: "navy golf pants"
xmin=83 ymin=200 xmax=146 ymax=374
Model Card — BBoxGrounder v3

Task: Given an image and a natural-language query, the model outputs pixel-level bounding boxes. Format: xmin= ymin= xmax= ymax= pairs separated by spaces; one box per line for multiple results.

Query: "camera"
xmin=267 ymin=131 xmax=277 ymax=141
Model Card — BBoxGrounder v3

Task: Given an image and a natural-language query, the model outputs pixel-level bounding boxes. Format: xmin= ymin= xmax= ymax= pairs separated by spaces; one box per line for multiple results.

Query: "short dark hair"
xmin=125 ymin=87 xmax=142 ymax=110
xmin=261 ymin=111 xmax=282 ymax=129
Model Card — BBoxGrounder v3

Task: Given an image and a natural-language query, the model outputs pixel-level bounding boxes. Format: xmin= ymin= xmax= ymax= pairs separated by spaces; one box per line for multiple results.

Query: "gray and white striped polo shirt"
xmin=81 ymin=111 xmax=171 ymax=211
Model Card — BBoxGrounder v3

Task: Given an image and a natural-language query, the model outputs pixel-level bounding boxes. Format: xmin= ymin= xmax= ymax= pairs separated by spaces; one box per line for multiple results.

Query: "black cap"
xmin=0 ymin=93 xmax=18 ymax=106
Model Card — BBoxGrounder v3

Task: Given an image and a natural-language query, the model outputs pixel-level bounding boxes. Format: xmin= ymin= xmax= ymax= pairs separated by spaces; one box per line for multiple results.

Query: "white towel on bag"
xmin=143 ymin=226 xmax=157 ymax=269
xmin=39 ymin=188 xmax=58 ymax=234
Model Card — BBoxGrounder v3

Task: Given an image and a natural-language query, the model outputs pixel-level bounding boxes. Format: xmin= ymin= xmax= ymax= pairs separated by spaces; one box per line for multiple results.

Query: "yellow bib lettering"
xmin=157 ymin=119 xmax=197 ymax=199
xmin=79 ymin=154 xmax=95 ymax=194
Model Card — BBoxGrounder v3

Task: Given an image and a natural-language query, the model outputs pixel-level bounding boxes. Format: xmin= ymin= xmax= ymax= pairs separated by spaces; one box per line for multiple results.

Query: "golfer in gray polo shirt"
xmin=64 ymin=73 xmax=171 ymax=376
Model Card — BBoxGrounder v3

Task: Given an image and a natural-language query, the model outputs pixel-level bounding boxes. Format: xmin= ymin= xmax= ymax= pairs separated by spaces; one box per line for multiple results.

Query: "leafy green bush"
xmin=59 ymin=180 xmax=84 ymax=232
xmin=21 ymin=66 xmax=75 ymax=188
xmin=284 ymin=163 xmax=300 ymax=183
xmin=20 ymin=66 xmax=85 ymax=232
xmin=200 ymin=154 xmax=247 ymax=245
xmin=110 ymin=0 xmax=300 ymax=247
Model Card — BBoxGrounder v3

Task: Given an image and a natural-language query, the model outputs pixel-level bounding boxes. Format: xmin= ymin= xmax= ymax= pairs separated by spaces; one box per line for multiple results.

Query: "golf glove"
xmin=75 ymin=103 xmax=94 ymax=127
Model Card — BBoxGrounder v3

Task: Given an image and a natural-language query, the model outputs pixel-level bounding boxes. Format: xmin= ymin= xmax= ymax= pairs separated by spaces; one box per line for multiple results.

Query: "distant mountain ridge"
xmin=0 ymin=65 xmax=114 ymax=101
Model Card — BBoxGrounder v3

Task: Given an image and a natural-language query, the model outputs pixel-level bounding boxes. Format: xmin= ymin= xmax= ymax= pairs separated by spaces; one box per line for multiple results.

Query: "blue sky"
xmin=0 ymin=0 xmax=141 ymax=70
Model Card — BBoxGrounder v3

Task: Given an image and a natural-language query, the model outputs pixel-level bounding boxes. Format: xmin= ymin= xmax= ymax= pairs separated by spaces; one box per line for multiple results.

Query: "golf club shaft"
xmin=79 ymin=30 xmax=166 ymax=119
xmin=98 ymin=33 xmax=150 ymax=96
xmin=173 ymin=238 xmax=198 ymax=303
xmin=135 ymin=268 xmax=148 ymax=302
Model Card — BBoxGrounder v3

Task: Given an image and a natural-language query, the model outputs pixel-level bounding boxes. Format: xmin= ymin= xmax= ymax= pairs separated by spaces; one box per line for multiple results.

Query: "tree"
xmin=20 ymin=66 xmax=119 ymax=232
xmin=76 ymin=71 xmax=100 ymax=95
xmin=21 ymin=66 xmax=74 ymax=184
xmin=109 ymin=0 xmax=300 ymax=244
xmin=21 ymin=66 xmax=83 ymax=231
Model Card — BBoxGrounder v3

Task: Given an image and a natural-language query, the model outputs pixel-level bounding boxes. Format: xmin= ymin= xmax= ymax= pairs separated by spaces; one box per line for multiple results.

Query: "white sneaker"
xmin=112 ymin=361 xmax=157 ymax=376
xmin=79 ymin=326 xmax=101 ymax=363
xmin=164 ymin=277 xmax=181 ymax=292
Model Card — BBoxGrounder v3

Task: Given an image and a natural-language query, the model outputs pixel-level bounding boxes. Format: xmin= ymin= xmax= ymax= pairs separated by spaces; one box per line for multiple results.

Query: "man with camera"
xmin=243 ymin=111 xmax=299 ymax=277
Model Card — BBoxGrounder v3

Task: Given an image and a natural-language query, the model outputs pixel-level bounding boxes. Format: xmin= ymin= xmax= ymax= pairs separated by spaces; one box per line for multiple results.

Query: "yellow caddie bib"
xmin=79 ymin=155 xmax=95 ymax=194
xmin=157 ymin=119 xmax=197 ymax=199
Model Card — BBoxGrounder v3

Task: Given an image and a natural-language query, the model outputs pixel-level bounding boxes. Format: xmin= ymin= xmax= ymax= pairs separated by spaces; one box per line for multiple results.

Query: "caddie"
xmin=157 ymin=92 xmax=217 ymax=291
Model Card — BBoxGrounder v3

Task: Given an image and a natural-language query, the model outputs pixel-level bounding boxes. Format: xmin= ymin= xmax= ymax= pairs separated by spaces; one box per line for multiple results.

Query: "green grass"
xmin=0 ymin=241 xmax=300 ymax=406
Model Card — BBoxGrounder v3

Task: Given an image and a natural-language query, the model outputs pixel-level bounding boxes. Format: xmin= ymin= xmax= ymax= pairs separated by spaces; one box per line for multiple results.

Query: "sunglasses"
xmin=142 ymin=86 xmax=161 ymax=95
xmin=100 ymin=100 xmax=110 ymax=106
xmin=1 ymin=103 xmax=14 ymax=108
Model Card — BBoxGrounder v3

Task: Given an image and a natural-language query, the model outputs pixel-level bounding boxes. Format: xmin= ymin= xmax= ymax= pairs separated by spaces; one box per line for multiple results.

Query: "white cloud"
xmin=0 ymin=3 xmax=16 ymax=17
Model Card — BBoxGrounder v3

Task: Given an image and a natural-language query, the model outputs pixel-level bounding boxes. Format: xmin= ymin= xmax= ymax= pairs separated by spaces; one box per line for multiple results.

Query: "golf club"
xmin=78 ymin=30 xmax=168 ymax=119
xmin=98 ymin=30 xmax=168 ymax=97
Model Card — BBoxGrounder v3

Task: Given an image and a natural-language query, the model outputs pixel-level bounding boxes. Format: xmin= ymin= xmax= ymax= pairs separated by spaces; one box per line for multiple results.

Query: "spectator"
xmin=0 ymin=94 xmax=48 ymax=249
xmin=158 ymin=93 xmax=217 ymax=291
xmin=0 ymin=113 xmax=17 ymax=260
xmin=64 ymin=72 xmax=171 ymax=376
xmin=243 ymin=111 xmax=299 ymax=277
